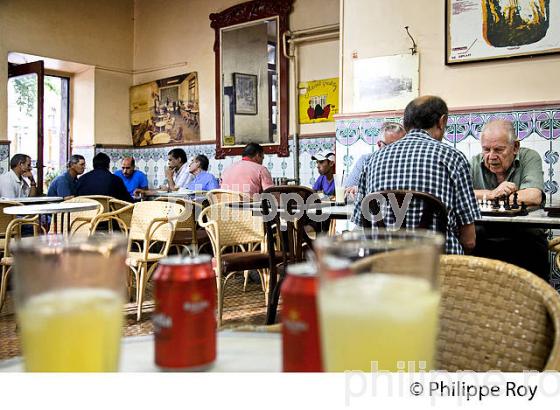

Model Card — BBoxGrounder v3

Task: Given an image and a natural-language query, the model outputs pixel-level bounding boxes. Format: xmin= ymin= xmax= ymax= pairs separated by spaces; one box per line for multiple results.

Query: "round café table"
xmin=3 ymin=202 xmax=100 ymax=236
xmin=0 ymin=196 xmax=63 ymax=204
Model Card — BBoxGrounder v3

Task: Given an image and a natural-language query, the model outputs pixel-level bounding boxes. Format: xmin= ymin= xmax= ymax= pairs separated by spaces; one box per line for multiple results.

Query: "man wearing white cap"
xmin=311 ymin=151 xmax=335 ymax=196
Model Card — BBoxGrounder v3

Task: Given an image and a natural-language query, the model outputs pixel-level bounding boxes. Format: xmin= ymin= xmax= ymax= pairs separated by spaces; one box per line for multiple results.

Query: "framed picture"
xmin=446 ymin=0 xmax=560 ymax=64
xmin=233 ymin=73 xmax=258 ymax=115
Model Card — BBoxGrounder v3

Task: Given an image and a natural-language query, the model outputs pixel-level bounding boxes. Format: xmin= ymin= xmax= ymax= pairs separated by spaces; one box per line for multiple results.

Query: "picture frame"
xmin=446 ymin=0 xmax=560 ymax=64
xmin=233 ymin=72 xmax=258 ymax=115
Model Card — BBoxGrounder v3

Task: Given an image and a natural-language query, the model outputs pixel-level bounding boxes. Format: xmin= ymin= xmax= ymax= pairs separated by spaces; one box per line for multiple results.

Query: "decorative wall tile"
xmin=0 ymin=144 xmax=10 ymax=175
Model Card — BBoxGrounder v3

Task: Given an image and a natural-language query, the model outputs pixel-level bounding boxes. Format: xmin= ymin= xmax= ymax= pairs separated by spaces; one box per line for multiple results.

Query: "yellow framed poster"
xmin=298 ymin=78 xmax=338 ymax=124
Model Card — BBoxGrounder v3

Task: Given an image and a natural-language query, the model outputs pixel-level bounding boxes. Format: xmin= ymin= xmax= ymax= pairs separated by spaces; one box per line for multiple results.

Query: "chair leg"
xmin=136 ymin=263 xmax=147 ymax=321
xmin=243 ymin=270 xmax=249 ymax=291
xmin=0 ymin=265 xmax=11 ymax=312
xmin=215 ymin=269 xmax=223 ymax=327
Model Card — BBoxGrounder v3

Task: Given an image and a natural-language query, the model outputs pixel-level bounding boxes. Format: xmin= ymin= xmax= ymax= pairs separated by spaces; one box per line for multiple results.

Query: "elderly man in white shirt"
xmin=0 ymin=154 xmax=38 ymax=198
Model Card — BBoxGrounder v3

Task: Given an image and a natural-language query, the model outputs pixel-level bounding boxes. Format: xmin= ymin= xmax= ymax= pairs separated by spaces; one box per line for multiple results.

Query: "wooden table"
xmin=0 ymin=331 xmax=281 ymax=372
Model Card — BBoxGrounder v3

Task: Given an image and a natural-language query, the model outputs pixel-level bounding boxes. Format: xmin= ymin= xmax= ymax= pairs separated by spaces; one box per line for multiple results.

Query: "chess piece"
xmin=512 ymin=192 xmax=519 ymax=209
xmin=492 ymin=197 xmax=500 ymax=209
xmin=499 ymin=200 xmax=505 ymax=212
xmin=504 ymin=194 xmax=511 ymax=210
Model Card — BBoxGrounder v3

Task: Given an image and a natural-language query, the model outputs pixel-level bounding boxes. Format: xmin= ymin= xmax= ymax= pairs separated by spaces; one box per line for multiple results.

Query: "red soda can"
xmin=281 ymin=262 xmax=322 ymax=372
xmin=153 ymin=255 xmax=216 ymax=370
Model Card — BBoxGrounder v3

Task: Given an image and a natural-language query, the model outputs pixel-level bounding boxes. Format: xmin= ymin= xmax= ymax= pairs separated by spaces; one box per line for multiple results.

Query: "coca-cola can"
xmin=281 ymin=262 xmax=322 ymax=372
xmin=153 ymin=255 xmax=216 ymax=370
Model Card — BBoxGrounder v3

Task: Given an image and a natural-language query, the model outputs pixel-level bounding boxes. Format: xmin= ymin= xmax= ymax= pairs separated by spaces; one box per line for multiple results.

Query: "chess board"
xmin=479 ymin=206 xmax=528 ymax=217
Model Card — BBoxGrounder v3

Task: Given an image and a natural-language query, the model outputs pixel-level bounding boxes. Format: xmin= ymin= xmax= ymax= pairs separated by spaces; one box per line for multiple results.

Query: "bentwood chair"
xmin=154 ymin=197 xmax=206 ymax=255
xmin=49 ymin=197 xmax=103 ymax=236
xmin=361 ymin=189 xmax=448 ymax=234
xmin=198 ymin=203 xmax=282 ymax=326
xmin=125 ymin=201 xmax=184 ymax=320
xmin=0 ymin=215 xmax=41 ymax=312
xmin=80 ymin=195 xmax=113 ymax=213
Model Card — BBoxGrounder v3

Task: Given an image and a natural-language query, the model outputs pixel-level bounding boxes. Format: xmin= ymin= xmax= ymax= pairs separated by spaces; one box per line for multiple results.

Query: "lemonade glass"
xmin=12 ymin=234 xmax=127 ymax=372
xmin=315 ymin=229 xmax=444 ymax=372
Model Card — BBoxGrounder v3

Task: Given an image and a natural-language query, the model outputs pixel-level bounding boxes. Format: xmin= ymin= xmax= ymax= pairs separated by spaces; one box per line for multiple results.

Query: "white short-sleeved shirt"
xmin=173 ymin=163 xmax=191 ymax=189
xmin=0 ymin=170 xmax=30 ymax=198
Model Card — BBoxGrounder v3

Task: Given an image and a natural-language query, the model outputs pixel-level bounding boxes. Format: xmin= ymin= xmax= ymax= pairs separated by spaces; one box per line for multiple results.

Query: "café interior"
xmin=1 ymin=0 xmax=560 ymax=374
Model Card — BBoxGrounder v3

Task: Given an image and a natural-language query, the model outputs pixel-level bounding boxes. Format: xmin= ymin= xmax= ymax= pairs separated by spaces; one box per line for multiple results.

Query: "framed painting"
xmin=446 ymin=0 xmax=560 ymax=64
xmin=129 ymin=72 xmax=200 ymax=146
xmin=233 ymin=73 xmax=258 ymax=115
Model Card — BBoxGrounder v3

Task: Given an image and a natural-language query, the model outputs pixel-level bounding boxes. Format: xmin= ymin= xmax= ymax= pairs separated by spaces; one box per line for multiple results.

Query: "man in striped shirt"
xmin=351 ymin=96 xmax=480 ymax=254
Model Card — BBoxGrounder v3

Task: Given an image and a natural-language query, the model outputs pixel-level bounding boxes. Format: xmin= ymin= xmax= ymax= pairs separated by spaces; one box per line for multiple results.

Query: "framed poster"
xmin=233 ymin=73 xmax=258 ymax=115
xmin=298 ymin=78 xmax=339 ymax=124
xmin=446 ymin=0 xmax=560 ymax=64
xmin=352 ymin=54 xmax=419 ymax=112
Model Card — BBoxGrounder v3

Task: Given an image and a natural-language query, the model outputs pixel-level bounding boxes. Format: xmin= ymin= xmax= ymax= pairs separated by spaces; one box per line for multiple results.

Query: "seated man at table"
xmin=165 ymin=148 xmax=191 ymax=191
xmin=114 ymin=157 xmax=149 ymax=200
xmin=311 ymin=151 xmax=336 ymax=197
xmin=344 ymin=122 xmax=406 ymax=198
xmin=351 ymin=95 xmax=480 ymax=255
xmin=221 ymin=143 xmax=273 ymax=197
xmin=47 ymin=154 xmax=86 ymax=200
xmin=0 ymin=154 xmax=38 ymax=198
xmin=76 ymin=152 xmax=131 ymax=202
xmin=470 ymin=119 xmax=549 ymax=282
xmin=185 ymin=154 xmax=219 ymax=191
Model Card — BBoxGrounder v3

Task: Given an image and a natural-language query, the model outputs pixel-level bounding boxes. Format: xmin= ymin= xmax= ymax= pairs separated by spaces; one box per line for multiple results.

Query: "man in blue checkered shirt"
xmin=351 ymin=96 xmax=480 ymax=254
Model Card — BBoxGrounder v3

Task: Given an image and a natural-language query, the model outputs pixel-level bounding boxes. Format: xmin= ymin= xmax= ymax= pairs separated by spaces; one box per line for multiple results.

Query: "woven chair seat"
xmin=126 ymin=252 xmax=166 ymax=267
xmin=218 ymin=250 xmax=283 ymax=273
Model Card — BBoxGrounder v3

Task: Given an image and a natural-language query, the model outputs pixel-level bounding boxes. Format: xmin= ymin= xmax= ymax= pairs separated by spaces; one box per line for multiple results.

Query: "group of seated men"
xmin=346 ymin=95 xmax=548 ymax=282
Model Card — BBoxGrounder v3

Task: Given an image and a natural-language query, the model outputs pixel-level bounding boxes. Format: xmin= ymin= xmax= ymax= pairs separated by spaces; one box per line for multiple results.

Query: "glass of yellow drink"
xmin=12 ymin=234 xmax=127 ymax=372
xmin=315 ymin=229 xmax=444 ymax=372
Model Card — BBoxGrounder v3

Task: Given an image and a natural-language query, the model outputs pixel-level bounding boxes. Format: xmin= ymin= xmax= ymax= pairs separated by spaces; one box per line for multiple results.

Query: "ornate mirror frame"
xmin=210 ymin=0 xmax=293 ymax=158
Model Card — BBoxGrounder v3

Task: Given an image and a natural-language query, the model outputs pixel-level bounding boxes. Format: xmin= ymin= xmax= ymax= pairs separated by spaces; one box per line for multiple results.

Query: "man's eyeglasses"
xmin=381 ymin=122 xmax=405 ymax=134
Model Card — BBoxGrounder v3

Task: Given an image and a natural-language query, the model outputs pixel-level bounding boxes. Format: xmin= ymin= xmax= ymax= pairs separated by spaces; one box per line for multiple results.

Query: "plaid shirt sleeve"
xmin=452 ymin=152 xmax=481 ymax=226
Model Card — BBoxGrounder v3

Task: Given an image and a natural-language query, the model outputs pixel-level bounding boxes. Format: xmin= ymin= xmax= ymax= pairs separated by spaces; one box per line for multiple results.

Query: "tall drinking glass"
xmin=12 ymin=234 xmax=127 ymax=372
xmin=315 ymin=229 xmax=444 ymax=372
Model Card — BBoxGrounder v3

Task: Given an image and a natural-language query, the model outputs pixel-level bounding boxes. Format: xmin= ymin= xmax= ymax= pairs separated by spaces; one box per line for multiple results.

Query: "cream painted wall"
xmin=72 ymin=68 xmax=95 ymax=147
xmin=94 ymin=69 xmax=134 ymax=145
xmin=342 ymin=0 xmax=560 ymax=112
xmin=133 ymin=0 xmax=340 ymax=141
xmin=0 ymin=0 xmax=134 ymax=143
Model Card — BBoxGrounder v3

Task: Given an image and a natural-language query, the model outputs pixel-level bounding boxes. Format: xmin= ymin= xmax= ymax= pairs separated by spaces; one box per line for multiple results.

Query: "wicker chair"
xmin=50 ymin=197 xmax=103 ymax=236
xmin=0 ymin=215 xmax=41 ymax=312
xmin=437 ymin=255 xmax=560 ymax=371
xmin=198 ymin=203 xmax=282 ymax=326
xmin=548 ymin=237 xmax=560 ymax=273
xmin=79 ymin=194 xmax=113 ymax=212
xmin=0 ymin=200 xmax=23 ymax=255
xmin=207 ymin=189 xmax=250 ymax=205
xmin=154 ymin=197 xmax=206 ymax=255
xmin=126 ymin=201 xmax=185 ymax=320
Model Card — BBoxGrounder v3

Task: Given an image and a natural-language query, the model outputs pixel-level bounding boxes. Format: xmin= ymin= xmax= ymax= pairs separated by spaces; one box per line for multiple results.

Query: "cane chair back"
xmin=207 ymin=189 xmax=251 ymax=205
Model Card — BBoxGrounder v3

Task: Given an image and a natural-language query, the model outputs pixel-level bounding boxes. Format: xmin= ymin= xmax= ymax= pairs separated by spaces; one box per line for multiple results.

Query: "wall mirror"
xmin=210 ymin=0 xmax=293 ymax=158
